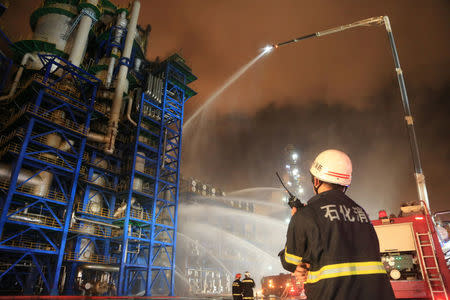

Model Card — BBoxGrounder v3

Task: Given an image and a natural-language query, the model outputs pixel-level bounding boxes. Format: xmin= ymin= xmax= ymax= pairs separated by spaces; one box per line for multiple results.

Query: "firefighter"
xmin=279 ymin=149 xmax=395 ymax=300
xmin=232 ymin=273 xmax=243 ymax=300
xmin=241 ymin=271 xmax=255 ymax=300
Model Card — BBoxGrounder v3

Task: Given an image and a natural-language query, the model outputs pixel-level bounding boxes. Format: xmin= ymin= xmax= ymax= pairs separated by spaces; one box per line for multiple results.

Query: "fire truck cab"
xmin=372 ymin=204 xmax=450 ymax=299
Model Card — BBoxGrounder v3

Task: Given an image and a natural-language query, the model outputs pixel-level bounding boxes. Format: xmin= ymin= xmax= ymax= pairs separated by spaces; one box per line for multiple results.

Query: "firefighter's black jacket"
xmin=241 ymin=277 xmax=255 ymax=299
xmin=280 ymin=190 xmax=395 ymax=300
xmin=232 ymin=279 xmax=242 ymax=299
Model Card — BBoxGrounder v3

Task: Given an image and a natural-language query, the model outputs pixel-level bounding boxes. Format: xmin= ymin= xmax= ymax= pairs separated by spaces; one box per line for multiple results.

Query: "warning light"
xmin=378 ymin=210 xmax=388 ymax=219
xmin=415 ymin=216 xmax=424 ymax=220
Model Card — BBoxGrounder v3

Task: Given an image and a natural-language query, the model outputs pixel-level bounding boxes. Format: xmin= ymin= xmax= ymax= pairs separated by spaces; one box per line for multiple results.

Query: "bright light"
xmin=286 ymin=164 xmax=290 ymax=169
xmin=268 ymin=265 xmax=272 ymax=270
xmin=292 ymin=152 xmax=298 ymax=161
xmin=298 ymin=187 xmax=304 ymax=194
xmin=292 ymin=168 xmax=299 ymax=176
xmin=262 ymin=45 xmax=274 ymax=54
xmin=282 ymin=196 xmax=288 ymax=202
xmin=415 ymin=216 xmax=424 ymax=220
xmin=285 ymin=218 xmax=290 ymax=223
xmin=287 ymin=181 xmax=292 ymax=186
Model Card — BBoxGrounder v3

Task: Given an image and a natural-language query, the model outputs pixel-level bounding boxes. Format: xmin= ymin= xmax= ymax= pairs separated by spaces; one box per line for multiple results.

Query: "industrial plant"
xmin=0 ymin=0 xmax=448 ymax=299
xmin=0 ymin=0 xmax=196 ymax=296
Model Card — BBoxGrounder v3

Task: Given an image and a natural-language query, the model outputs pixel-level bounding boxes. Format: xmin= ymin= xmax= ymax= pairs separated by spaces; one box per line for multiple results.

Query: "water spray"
xmin=183 ymin=48 xmax=271 ymax=130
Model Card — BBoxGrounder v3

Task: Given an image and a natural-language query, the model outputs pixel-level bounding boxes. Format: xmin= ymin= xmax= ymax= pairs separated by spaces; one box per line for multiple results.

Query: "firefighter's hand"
xmin=291 ymin=207 xmax=297 ymax=216
xmin=293 ymin=263 xmax=310 ymax=282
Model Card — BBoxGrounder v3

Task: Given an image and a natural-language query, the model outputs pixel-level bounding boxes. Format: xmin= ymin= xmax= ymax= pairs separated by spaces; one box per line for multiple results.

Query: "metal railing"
xmin=69 ymin=222 xmax=115 ymax=238
xmin=75 ymin=202 xmax=116 ymax=219
xmin=27 ymin=104 xmax=87 ymax=135
xmin=64 ymin=252 xmax=117 ymax=264
xmin=1 ymin=238 xmax=55 ymax=252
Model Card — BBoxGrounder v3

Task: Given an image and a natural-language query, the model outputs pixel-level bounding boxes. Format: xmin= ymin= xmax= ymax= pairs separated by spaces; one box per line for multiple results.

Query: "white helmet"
xmin=310 ymin=149 xmax=352 ymax=186
xmin=245 ymin=271 xmax=251 ymax=277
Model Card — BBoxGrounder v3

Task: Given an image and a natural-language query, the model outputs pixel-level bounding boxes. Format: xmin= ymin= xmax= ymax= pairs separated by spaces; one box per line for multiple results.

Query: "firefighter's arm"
xmin=279 ymin=214 xmax=307 ymax=273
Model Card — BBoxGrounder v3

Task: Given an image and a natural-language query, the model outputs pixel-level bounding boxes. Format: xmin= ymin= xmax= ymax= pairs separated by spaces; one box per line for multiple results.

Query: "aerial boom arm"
xmin=270 ymin=16 xmax=431 ymax=211
xmin=273 ymin=16 xmax=384 ymax=48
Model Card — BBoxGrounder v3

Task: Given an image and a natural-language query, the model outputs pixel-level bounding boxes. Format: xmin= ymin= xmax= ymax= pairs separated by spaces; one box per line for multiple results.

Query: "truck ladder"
xmin=416 ymin=232 xmax=448 ymax=300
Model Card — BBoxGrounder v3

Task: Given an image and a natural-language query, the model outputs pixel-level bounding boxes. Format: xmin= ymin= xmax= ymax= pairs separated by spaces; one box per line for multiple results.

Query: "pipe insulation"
xmin=0 ymin=163 xmax=51 ymax=197
xmin=0 ymin=133 xmax=76 ymax=197
xmin=72 ymin=212 xmax=120 ymax=229
xmin=68 ymin=0 xmax=99 ymax=67
xmin=106 ymin=11 xmax=128 ymax=88
xmin=126 ymin=91 xmax=137 ymax=126
xmin=0 ymin=53 xmax=36 ymax=102
xmin=80 ymin=264 xmax=119 ymax=272
xmin=104 ymin=0 xmax=140 ymax=154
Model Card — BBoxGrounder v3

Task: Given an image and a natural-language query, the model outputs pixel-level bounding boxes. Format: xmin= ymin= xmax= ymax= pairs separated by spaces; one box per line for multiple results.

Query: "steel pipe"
xmin=0 ymin=53 xmax=36 ymax=102
xmin=69 ymin=0 xmax=99 ymax=67
xmin=104 ymin=0 xmax=140 ymax=154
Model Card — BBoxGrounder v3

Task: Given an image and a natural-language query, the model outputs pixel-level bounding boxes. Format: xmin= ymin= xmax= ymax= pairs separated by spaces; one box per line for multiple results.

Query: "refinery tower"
xmin=0 ymin=0 xmax=196 ymax=296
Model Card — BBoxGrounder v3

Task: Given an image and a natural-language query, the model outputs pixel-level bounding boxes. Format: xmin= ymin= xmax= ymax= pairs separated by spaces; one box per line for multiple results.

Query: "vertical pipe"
xmin=383 ymin=16 xmax=430 ymax=210
xmin=106 ymin=11 xmax=128 ymax=88
xmin=105 ymin=0 xmax=140 ymax=154
xmin=105 ymin=57 xmax=116 ymax=88
xmin=69 ymin=1 xmax=99 ymax=67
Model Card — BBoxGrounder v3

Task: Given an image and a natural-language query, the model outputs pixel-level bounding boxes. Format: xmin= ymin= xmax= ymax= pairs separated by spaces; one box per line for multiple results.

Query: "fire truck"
xmin=261 ymin=203 xmax=449 ymax=299
xmin=372 ymin=204 xmax=449 ymax=299
xmin=260 ymin=272 xmax=304 ymax=298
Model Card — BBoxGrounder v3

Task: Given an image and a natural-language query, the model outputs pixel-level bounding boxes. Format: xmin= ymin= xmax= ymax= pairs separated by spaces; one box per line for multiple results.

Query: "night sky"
xmin=1 ymin=0 xmax=449 ymax=217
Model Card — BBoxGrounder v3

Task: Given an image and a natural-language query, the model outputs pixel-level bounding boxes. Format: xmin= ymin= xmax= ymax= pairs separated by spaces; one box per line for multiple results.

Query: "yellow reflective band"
xmin=242 ymin=279 xmax=253 ymax=282
xmin=284 ymin=246 xmax=302 ymax=265
xmin=306 ymin=261 xmax=386 ymax=284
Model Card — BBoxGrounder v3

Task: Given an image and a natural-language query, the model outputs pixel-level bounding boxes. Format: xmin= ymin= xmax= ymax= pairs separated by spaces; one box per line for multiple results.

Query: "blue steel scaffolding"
xmin=116 ymin=54 xmax=197 ymax=296
xmin=0 ymin=54 xmax=99 ymax=295
xmin=0 ymin=50 xmax=196 ymax=296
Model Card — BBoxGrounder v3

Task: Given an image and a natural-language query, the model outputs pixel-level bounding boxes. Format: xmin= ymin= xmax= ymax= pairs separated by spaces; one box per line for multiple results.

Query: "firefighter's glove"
xmin=294 ymin=263 xmax=310 ymax=283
